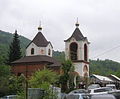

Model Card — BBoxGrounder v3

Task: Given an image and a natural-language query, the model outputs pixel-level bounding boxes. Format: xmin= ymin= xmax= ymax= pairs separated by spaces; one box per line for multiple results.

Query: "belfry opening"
xmin=70 ymin=42 xmax=78 ymax=60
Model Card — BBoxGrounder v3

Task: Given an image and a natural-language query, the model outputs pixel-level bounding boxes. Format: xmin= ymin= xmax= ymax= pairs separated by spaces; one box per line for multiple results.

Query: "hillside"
xmin=0 ymin=30 xmax=31 ymax=64
xmin=90 ymin=59 xmax=120 ymax=77
xmin=0 ymin=30 xmax=120 ymax=77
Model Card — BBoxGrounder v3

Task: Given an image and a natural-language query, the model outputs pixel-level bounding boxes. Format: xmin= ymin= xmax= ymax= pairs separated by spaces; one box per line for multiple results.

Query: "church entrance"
xmin=70 ymin=42 xmax=78 ymax=60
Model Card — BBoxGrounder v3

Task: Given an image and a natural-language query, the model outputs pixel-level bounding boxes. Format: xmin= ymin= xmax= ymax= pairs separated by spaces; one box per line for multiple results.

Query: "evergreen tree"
xmin=8 ymin=30 xmax=21 ymax=65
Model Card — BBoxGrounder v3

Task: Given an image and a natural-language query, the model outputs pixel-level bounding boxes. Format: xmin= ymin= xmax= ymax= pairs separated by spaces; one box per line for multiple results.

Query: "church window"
xmin=48 ymin=49 xmax=51 ymax=55
xmin=83 ymin=65 xmax=88 ymax=72
xmin=84 ymin=44 xmax=87 ymax=61
xmin=70 ymin=42 xmax=78 ymax=60
xmin=31 ymin=48 xmax=34 ymax=55
xmin=84 ymin=72 xmax=88 ymax=77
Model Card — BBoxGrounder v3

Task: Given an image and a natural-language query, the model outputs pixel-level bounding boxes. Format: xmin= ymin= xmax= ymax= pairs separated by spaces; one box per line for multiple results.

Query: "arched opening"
xmin=48 ymin=49 xmax=51 ymax=55
xmin=84 ymin=44 xmax=88 ymax=61
xmin=70 ymin=42 xmax=78 ymax=60
xmin=31 ymin=48 xmax=34 ymax=55
xmin=84 ymin=72 xmax=88 ymax=77
xmin=83 ymin=65 xmax=88 ymax=72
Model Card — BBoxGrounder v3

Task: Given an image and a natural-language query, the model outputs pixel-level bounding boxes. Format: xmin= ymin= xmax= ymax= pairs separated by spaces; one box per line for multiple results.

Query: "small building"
xmin=90 ymin=74 xmax=113 ymax=84
xmin=12 ymin=25 xmax=61 ymax=77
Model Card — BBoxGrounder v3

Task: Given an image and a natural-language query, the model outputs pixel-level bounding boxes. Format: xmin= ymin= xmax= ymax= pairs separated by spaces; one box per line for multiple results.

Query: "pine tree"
xmin=8 ymin=30 xmax=21 ymax=65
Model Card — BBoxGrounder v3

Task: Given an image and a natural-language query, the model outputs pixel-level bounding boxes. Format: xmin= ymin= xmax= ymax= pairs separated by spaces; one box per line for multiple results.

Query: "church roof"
xmin=12 ymin=55 xmax=61 ymax=67
xmin=32 ymin=32 xmax=49 ymax=47
xmin=64 ymin=27 xmax=86 ymax=42
xmin=27 ymin=32 xmax=53 ymax=48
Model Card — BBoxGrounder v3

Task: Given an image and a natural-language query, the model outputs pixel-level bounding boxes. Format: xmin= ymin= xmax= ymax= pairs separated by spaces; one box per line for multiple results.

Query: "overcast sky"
xmin=1 ymin=0 xmax=120 ymax=62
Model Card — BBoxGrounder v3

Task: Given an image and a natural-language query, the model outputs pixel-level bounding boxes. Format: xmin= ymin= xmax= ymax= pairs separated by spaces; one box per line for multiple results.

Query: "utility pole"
xmin=25 ymin=64 xmax=28 ymax=99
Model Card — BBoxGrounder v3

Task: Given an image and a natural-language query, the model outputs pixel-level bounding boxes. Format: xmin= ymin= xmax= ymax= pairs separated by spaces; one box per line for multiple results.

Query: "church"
xmin=12 ymin=25 xmax=61 ymax=77
xmin=12 ymin=21 xmax=90 ymax=78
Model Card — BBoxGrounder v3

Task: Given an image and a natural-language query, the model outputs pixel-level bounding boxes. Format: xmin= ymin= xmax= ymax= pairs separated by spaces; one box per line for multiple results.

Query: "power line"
xmin=92 ymin=44 xmax=120 ymax=59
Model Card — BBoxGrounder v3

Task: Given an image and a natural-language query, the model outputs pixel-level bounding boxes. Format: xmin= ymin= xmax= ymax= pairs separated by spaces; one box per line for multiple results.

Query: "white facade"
xmin=65 ymin=34 xmax=89 ymax=77
xmin=26 ymin=42 xmax=53 ymax=57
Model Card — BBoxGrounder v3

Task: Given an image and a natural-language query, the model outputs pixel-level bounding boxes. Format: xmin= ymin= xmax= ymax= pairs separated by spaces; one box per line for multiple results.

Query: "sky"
xmin=1 ymin=0 xmax=120 ymax=62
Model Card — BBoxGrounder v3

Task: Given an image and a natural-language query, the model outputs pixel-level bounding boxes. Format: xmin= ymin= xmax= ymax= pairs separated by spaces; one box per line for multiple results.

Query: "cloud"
xmin=1 ymin=0 xmax=120 ymax=62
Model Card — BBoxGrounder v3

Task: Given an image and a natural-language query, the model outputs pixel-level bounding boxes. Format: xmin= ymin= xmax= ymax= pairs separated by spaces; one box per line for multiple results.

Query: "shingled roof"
xmin=64 ymin=28 xmax=86 ymax=42
xmin=12 ymin=55 xmax=61 ymax=67
xmin=27 ymin=32 xmax=52 ymax=48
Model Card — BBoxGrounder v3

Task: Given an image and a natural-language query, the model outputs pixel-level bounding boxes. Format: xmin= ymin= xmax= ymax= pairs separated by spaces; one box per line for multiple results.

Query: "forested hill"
xmin=0 ymin=30 xmax=31 ymax=64
xmin=0 ymin=30 xmax=120 ymax=77
xmin=90 ymin=59 xmax=120 ymax=77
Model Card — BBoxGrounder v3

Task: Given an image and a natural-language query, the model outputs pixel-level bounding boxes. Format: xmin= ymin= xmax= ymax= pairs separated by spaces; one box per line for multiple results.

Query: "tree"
xmin=7 ymin=30 xmax=21 ymax=65
xmin=59 ymin=60 xmax=75 ymax=92
xmin=29 ymin=69 xmax=59 ymax=99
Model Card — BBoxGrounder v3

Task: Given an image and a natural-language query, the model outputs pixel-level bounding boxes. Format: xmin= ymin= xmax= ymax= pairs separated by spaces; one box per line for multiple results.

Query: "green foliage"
xmin=29 ymin=69 xmax=59 ymax=99
xmin=7 ymin=31 xmax=22 ymax=64
xmin=90 ymin=59 xmax=120 ymax=77
xmin=0 ymin=65 xmax=25 ymax=97
xmin=0 ymin=30 xmax=30 ymax=64
xmin=59 ymin=60 xmax=75 ymax=92
xmin=53 ymin=51 xmax=65 ymax=63
xmin=29 ymin=69 xmax=58 ymax=89
xmin=0 ymin=65 xmax=11 ymax=77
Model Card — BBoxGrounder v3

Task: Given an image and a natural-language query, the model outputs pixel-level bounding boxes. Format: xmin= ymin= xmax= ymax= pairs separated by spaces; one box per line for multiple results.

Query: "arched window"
xmin=70 ymin=42 xmax=78 ymax=60
xmin=31 ymin=48 xmax=34 ymax=55
xmin=84 ymin=72 xmax=88 ymax=77
xmin=83 ymin=65 xmax=88 ymax=72
xmin=48 ymin=49 xmax=51 ymax=55
xmin=84 ymin=44 xmax=88 ymax=61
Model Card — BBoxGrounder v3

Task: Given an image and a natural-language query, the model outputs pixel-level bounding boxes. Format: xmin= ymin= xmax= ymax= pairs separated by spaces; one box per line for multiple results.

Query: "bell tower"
xmin=64 ymin=21 xmax=90 ymax=77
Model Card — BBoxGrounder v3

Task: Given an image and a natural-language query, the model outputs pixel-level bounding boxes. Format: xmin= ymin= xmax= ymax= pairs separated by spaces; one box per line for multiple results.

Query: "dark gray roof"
xmin=27 ymin=32 xmax=53 ymax=48
xmin=12 ymin=55 xmax=61 ymax=67
xmin=32 ymin=32 xmax=49 ymax=47
xmin=64 ymin=28 xmax=86 ymax=42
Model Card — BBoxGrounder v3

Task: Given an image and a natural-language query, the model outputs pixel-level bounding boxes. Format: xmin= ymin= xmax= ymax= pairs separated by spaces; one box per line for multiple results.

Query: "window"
xmin=84 ymin=44 xmax=88 ymax=61
xmin=83 ymin=65 xmax=88 ymax=72
xmin=70 ymin=42 xmax=78 ymax=60
xmin=48 ymin=49 xmax=51 ymax=55
xmin=31 ymin=48 xmax=34 ymax=55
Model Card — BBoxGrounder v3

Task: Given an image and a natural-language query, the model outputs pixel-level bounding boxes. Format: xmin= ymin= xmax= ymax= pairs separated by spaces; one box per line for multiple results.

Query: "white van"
xmin=88 ymin=87 xmax=113 ymax=95
xmin=106 ymin=84 xmax=116 ymax=90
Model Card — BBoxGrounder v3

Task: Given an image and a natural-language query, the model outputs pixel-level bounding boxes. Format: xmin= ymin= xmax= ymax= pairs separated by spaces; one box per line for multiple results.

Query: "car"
xmin=106 ymin=84 xmax=116 ymax=90
xmin=68 ymin=89 xmax=88 ymax=95
xmin=87 ymin=84 xmax=100 ymax=90
xmin=88 ymin=87 xmax=113 ymax=95
xmin=0 ymin=95 xmax=17 ymax=99
xmin=108 ymin=90 xmax=120 ymax=99
xmin=91 ymin=94 xmax=116 ymax=99
xmin=66 ymin=93 xmax=91 ymax=99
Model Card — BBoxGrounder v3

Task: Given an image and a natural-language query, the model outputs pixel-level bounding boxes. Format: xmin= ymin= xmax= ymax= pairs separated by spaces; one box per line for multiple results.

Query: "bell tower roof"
xmin=64 ymin=22 xmax=86 ymax=42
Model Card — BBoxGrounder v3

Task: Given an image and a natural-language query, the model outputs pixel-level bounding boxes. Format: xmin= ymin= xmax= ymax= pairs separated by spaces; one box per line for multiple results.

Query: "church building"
xmin=12 ymin=25 xmax=61 ymax=77
xmin=64 ymin=21 xmax=90 ymax=77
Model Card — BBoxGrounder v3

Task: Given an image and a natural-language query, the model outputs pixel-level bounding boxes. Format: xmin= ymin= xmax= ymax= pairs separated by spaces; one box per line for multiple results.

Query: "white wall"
xmin=26 ymin=42 xmax=53 ymax=57
xmin=65 ymin=37 xmax=90 ymax=77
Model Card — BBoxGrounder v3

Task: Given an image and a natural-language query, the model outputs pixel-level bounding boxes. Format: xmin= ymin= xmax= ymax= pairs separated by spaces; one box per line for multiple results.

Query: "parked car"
xmin=108 ymin=90 xmax=120 ymax=99
xmin=66 ymin=93 xmax=91 ymax=99
xmin=91 ymin=94 xmax=116 ymax=99
xmin=88 ymin=87 xmax=113 ymax=95
xmin=87 ymin=84 xmax=100 ymax=90
xmin=106 ymin=84 xmax=116 ymax=90
xmin=0 ymin=95 xmax=17 ymax=99
xmin=68 ymin=89 xmax=88 ymax=95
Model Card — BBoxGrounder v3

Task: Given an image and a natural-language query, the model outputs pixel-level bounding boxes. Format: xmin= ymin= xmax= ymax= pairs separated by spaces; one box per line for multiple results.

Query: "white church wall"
xmin=26 ymin=42 xmax=38 ymax=56
xmin=46 ymin=43 xmax=53 ymax=57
